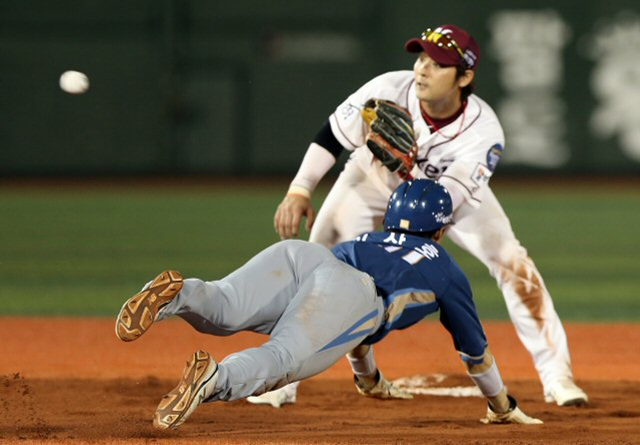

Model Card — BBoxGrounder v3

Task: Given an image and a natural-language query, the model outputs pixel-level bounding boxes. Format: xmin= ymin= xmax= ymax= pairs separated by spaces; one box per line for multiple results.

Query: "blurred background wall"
xmin=1 ymin=0 xmax=639 ymax=177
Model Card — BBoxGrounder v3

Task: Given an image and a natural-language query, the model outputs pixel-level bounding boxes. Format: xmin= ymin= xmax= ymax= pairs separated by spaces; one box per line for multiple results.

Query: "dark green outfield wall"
xmin=2 ymin=1 xmax=640 ymax=176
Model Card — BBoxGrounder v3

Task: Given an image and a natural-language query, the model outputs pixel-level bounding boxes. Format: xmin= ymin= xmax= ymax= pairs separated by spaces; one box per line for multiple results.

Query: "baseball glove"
xmin=361 ymin=98 xmax=418 ymax=179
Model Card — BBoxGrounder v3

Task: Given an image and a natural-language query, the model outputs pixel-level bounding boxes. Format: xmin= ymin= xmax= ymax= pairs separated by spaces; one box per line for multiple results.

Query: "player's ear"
xmin=458 ymin=70 xmax=474 ymax=89
xmin=432 ymin=227 xmax=447 ymax=243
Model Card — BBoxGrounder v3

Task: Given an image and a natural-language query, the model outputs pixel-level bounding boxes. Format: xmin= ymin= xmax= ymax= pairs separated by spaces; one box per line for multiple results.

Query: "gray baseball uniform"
xmin=156 ymin=240 xmax=382 ymax=401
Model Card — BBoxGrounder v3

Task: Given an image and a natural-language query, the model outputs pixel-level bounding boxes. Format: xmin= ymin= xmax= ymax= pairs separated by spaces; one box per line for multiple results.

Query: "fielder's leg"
xmin=446 ymin=187 xmax=587 ymax=406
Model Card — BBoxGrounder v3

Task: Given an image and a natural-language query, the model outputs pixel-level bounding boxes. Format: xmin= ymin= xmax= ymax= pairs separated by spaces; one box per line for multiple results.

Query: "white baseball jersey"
xmin=329 ymin=70 xmax=505 ymax=208
xmin=306 ymin=70 xmax=577 ymax=396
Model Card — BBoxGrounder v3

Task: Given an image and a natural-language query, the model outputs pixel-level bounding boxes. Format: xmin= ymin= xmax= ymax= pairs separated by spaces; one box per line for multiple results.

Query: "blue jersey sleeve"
xmin=435 ymin=264 xmax=487 ymax=364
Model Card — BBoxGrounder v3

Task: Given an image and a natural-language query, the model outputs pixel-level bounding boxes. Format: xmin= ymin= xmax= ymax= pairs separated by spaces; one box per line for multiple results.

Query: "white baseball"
xmin=59 ymin=70 xmax=90 ymax=94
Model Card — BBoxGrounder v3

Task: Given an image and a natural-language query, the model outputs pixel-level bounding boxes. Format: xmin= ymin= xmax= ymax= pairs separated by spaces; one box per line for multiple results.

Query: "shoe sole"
xmin=560 ymin=397 xmax=588 ymax=406
xmin=115 ymin=270 xmax=183 ymax=342
xmin=545 ymin=390 xmax=589 ymax=406
xmin=154 ymin=350 xmax=218 ymax=430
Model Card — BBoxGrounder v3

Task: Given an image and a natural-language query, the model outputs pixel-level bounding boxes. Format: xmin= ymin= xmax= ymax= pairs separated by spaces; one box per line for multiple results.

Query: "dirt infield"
xmin=2 ymin=318 xmax=639 ymax=444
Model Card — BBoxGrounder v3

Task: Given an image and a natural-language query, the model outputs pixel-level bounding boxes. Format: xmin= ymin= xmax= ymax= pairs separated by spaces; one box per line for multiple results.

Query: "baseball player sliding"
xmin=116 ymin=179 xmax=542 ymax=430
xmin=268 ymin=24 xmax=587 ymax=408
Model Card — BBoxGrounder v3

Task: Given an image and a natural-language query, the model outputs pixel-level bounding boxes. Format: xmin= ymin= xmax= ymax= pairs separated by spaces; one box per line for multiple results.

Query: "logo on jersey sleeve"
xmin=486 ymin=144 xmax=504 ymax=172
xmin=471 ymin=163 xmax=491 ymax=187
xmin=339 ymin=103 xmax=358 ymax=120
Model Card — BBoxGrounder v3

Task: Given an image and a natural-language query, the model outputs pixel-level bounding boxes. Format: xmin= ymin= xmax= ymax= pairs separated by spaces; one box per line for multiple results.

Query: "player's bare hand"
xmin=274 ymin=194 xmax=316 ymax=239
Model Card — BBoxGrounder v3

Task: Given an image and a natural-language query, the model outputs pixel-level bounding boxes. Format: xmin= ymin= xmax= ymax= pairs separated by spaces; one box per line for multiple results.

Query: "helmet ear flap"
xmin=384 ymin=179 xmax=453 ymax=234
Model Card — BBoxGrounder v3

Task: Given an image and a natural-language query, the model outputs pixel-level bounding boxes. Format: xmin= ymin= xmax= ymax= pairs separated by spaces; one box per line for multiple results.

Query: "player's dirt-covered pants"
xmin=310 ymin=162 xmax=574 ymax=395
xmin=156 ymin=240 xmax=383 ymax=402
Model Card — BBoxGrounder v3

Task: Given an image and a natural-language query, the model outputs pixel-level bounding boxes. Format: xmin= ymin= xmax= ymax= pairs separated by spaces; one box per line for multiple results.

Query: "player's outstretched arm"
xmin=274 ymin=191 xmax=316 ymax=239
xmin=348 ymin=345 xmax=412 ymax=400
xmin=465 ymin=349 xmax=543 ymax=425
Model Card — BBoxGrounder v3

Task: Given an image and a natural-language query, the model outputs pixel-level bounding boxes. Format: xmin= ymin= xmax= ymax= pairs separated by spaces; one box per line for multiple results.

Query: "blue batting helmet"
xmin=384 ymin=179 xmax=453 ymax=233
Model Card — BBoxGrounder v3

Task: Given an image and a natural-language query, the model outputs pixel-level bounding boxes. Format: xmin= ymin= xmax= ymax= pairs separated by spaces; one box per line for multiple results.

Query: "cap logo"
xmin=400 ymin=219 xmax=411 ymax=229
xmin=420 ymin=27 xmax=466 ymax=66
xmin=423 ymin=27 xmax=452 ymax=44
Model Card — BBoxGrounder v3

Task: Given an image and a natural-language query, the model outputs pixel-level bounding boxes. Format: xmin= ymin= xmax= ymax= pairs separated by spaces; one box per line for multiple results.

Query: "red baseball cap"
xmin=404 ymin=25 xmax=480 ymax=71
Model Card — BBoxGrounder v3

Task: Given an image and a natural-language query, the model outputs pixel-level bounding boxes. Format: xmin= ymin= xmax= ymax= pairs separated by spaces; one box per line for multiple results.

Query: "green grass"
xmin=1 ymin=184 xmax=283 ymax=315
xmin=1 ymin=180 xmax=639 ymax=321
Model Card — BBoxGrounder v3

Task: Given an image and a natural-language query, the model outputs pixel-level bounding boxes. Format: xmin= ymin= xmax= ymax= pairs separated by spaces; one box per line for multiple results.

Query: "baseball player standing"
xmin=115 ymin=179 xmax=542 ymax=430
xmin=269 ymin=24 xmax=587 ymax=407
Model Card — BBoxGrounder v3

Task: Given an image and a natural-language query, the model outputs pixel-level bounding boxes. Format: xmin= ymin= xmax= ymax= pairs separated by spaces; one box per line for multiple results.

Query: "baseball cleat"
xmin=544 ymin=378 xmax=588 ymax=406
xmin=154 ymin=350 xmax=218 ymax=430
xmin=115 ymin=270 xmax=183 ymax=342
xmin=480 ymin=395 xmax=543 ymax=425
xmin=246 ymin=384 xmax=297 ymax=408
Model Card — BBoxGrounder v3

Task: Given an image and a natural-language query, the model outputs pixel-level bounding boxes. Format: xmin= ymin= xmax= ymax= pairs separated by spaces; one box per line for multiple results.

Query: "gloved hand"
xmin=480 ymin=395 xmax=543 ymax=425
xmin=354 ymin=370 xmax=413 ymax=400
xmin=361 ymin=98 xmax=418 ymax=179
